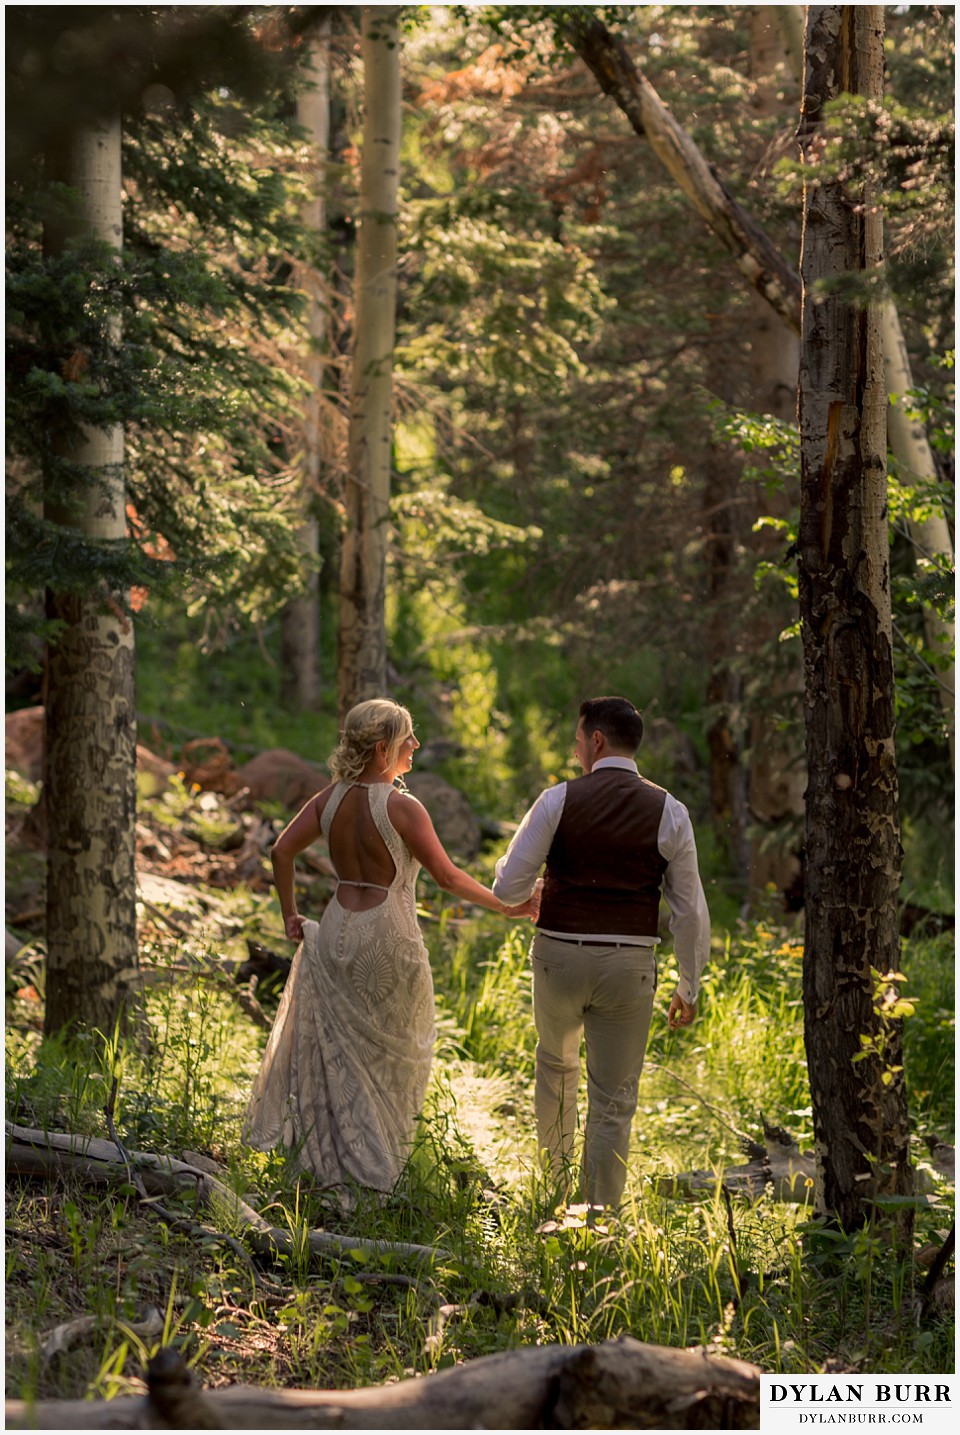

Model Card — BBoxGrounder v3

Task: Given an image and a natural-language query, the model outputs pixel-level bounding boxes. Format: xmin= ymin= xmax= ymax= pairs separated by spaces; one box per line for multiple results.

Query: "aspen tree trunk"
xmin=744 ymin=8 xmax=805 ymax=901
xmin=797 ymin=8 xmax=912 ymax=1239
xmin=575 ymin=9 xmax=954 ymax=775
xmin=337 ymin=7 xmax=401 ymax=719
xmin=280 ymin=24 xmax=331 ymax=711
xmin=42 ymin=119 xmax=138 ymax=1037
xmin=881 ymin=302 xmax=955 ymax=762
xmin=703 ymin=358 xmax=751 ymax=886
xmin=568 ymin=15 xmax=801 ymax=332
xmin=777 ymin=5 xmax=955 ymax=766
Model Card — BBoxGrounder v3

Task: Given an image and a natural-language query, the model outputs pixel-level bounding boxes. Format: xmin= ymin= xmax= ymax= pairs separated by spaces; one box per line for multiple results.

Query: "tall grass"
xmin=4 ymin=918 xmax=955 ymax=1405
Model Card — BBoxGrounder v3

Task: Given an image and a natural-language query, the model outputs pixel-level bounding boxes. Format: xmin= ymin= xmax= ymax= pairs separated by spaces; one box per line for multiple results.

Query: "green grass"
xmin=7 ymin=619 xmax=956 ymax=1394
xmin=5 ymin=908 xmax=955 ymax=1404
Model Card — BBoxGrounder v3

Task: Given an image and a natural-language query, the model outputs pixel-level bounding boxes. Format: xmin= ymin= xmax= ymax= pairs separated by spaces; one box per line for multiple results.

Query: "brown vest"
xmin=538 ymin=766 xmax=668 ymax=936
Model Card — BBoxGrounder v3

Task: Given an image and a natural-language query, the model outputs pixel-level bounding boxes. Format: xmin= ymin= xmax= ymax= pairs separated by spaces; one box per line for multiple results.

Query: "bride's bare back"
xmin=327 ymin=783 xmax=397 ymax=911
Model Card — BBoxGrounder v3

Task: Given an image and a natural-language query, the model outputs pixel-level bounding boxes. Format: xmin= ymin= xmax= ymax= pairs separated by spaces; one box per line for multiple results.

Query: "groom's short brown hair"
xmin=579 ymin=696 xmax=644 ymax=754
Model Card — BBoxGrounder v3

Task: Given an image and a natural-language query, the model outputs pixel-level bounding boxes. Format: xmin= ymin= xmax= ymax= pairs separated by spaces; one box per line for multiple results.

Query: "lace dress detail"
xmin=243 ymin=783 xmax=435 ymax=1197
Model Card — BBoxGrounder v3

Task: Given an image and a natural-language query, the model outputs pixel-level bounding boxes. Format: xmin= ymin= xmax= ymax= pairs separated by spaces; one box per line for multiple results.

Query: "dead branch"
xmin=5 ymin=1124 xmax=451 ymax=1269
xmin=6 ymin=1335 xmax=761 ymax=1429
xmin=653 ymin=1130 xmax=817 ymax=1205
xmin=138 ymin=897 xmax=191 ymax=939
xmin=127 ymin=961 xmax=272 ymax=1030
xmin=644 ymin=1061 xmax=757 ymax=1147
xmin=6 ymin=1307 xmax=166 ymax=1366
xmin=101 ymin=1083 xmax=274 ymax=1291
xmin=44 ymin=1308 xmax=165 ymax=1365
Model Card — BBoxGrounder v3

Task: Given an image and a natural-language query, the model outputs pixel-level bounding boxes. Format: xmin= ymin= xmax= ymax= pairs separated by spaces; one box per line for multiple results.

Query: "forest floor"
xmin=4 ymin=736 xmax=956 ymax=1409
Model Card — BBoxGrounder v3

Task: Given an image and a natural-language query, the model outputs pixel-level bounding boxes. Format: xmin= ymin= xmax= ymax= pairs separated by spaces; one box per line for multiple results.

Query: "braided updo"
xmin=328 ymin=699 xmax=415 ymax=783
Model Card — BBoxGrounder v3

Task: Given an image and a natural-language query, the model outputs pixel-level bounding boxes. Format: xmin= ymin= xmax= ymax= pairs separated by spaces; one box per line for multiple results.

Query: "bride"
xmin=243 ymin=698 xmax=535 ymax=1199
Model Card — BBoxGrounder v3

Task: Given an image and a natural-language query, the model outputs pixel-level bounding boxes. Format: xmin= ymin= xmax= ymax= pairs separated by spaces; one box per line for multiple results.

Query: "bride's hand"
xmin=284 ymin=913 xmax=305 ymax=942
xmin=503 ymin=889 xmax=540 ymax=920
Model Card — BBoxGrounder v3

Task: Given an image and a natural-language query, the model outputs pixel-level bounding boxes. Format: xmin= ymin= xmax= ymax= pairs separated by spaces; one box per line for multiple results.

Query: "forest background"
xmin=4 ymin=0 xmax=956 ymax=1413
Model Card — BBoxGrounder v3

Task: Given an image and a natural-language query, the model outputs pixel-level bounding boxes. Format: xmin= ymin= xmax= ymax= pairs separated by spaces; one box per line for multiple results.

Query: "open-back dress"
xmin=243 ymin=781 xmax=435 ymax=1197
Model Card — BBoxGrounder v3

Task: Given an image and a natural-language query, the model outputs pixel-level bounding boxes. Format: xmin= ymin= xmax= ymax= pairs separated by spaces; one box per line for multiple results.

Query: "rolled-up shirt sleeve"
xmin=658 ymin=795 xmax=710 ymax=1005
xmin=492 ymin=784 xmax=565 ymax=906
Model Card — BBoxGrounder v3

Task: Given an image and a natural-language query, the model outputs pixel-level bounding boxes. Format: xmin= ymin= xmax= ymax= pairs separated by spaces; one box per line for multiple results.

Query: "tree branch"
xmin=6 ymin=1336 xmax=761 ymax=1429
xmin=566 ymin=14 xmax=802 ymax=332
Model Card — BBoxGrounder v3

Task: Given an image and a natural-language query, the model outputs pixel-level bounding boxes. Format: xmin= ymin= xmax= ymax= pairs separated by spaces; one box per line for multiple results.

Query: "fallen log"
xmin=38 ymin=1308 xmax=164 ymax=1365
xmin=5 ymin=1124 xmax=450 ymax=1268
xmin=652 ymin=1121 xmax=816 ymax=1204
xmin=6 ymin=1336 xmax=761 ymax=1429
xmin=654 ymin=1125 xmax=956 ymax=1205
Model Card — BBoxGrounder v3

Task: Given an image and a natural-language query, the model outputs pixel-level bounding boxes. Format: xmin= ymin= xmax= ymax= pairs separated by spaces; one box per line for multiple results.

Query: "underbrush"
xmin=4 ymin=918 xmax=955 ymax=1405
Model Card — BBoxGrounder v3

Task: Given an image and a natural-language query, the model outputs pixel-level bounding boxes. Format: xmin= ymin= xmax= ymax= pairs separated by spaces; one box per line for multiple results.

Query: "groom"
xmin=492 ymin=695 xmax=710 ymax=1210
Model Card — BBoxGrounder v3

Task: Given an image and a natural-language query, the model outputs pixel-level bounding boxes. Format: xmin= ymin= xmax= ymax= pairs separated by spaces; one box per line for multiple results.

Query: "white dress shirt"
xmin=493 ymin=756 xmax=710 ymax=1004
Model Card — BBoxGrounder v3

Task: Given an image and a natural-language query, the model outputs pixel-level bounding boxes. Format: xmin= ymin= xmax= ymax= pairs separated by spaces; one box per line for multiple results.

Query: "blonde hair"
xmin=329 ymin=699 xmax=415 ymax=783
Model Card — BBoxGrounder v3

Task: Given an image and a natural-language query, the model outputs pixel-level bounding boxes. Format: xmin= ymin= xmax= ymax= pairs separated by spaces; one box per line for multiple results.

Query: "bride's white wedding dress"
xmin=243 ymin=781 xmax=435 ymax=1197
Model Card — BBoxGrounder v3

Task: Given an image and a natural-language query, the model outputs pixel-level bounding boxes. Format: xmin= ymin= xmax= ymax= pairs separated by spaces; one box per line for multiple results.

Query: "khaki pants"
xmin=531 ymin=933 xmax=656 ymax=1210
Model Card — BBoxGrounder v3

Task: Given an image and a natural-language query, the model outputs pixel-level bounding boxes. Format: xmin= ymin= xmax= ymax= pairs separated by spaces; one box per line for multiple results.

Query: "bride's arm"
xmin=389 ymin=793 xmax=536 ymax=917
xmin=271 ymin=785 xmax=334 ymax=939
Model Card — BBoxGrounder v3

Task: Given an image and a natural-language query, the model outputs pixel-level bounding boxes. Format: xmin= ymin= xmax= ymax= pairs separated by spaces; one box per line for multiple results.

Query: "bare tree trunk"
xmin=337 ymin=7 xmax=401 ymax=719
xmin=5 ymin=1325 xmax=760 ymax=1429
xmin=568 ymin=13 xmax=801 ymax=332
xmin=574 ymin=9 xmax=954 ymax=777
xmin=797 ymin=7 xmax=912 ymax=1240
xmin=280 ymin=24 xmax=332 ymax=711
xmin=703 ymin=370 xmax=751 ymax=887
xmin=777 ymin=4 xmax=955 ymax=766
xmin=744 ymin=8 xmax=805 ymax=901
xmin=882 ymin=301 xmax=955 ymax=762
xmin=42 ymin=118 xmax=137 ymax=1037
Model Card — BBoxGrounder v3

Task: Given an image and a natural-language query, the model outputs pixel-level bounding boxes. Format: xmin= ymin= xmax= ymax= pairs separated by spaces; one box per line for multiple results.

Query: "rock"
xmin=5 ymin=706 xmax=175 ymax=796
xmin=5 ymin=707 xmax=43 ymax=779
xmin=179 ymin=736 xmax=241 ymax=795
xmin=234 ymin=749 xmax=328 ymax=811
xmin=415 ymin=737 xmax=466 ymax=769
xmin=405 ymin=772 xmax=482 ymax=859
xmin=6 ymin=930 xmax=28 ymax=963
xmin=136 ymin=745 xmax=176 ymax=797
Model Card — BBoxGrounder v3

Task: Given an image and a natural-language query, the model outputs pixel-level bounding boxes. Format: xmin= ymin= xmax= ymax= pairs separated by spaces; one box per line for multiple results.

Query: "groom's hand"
xmin=503 ymin=898 xmax=536 ymax=919
xmin=667 ymin=991 xmax=696 ymax=1028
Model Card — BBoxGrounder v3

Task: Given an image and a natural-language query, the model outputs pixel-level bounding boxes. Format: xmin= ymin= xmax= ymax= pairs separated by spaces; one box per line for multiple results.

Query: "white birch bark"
xmin=576 ymin=9 xmax=954 ymax=770
xmin=776 ymin=4 xmax=954 ymax=759
xmin=881 ymin=302 xmax=955 ymax=759
xmin=43 ymin=117 xmax=138 ymax=1036
xmin=744 ymin=8 xmax=806 ymax=899
xmin=280 ymin=24 xmax=331 ymax=710
xmin=338 ymin=7 xmax=402 ymax=718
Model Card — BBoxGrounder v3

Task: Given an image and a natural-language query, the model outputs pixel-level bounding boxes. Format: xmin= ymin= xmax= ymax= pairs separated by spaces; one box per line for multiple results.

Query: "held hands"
xmin=502 ymin=896 xmax=537 ymax=919
xmin=667 ymin=991 xmax=696 ymax=1029
xmin=284 ymin=912 xmax=306 ymax=942
xmin=502 ymin=878 xmax=543 ymax=921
